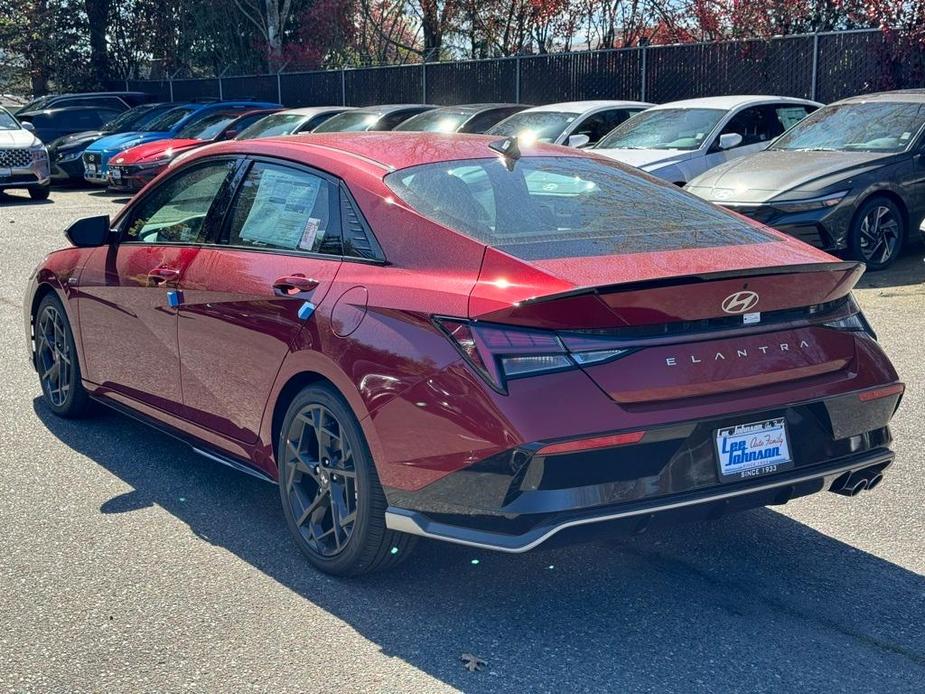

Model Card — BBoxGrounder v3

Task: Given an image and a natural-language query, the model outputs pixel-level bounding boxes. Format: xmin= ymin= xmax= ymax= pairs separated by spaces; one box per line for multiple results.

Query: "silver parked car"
xmin=0 ymin=107 xmax=50 ymax=201
xmin=593 ymin=95 xmax=821 ymax=184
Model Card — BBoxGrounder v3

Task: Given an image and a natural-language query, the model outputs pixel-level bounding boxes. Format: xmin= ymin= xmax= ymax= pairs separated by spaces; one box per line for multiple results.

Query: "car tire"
xmin=848 ymin=196 xmax=905 ymax=271
xmin=277 ymin=384 xmax=417 ymax=576
xmin=34 ymin=293 xmax=93 ymax=418
xmin=29 ymin=184 xmax=50 ymax=201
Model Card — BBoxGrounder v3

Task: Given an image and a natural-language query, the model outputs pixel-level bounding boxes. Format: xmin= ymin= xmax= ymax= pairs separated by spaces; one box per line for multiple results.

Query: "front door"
xmin=177 ymin=160 xmax=344 ymax=442
xmin=77 ymin=159 xmax=238 ymax=416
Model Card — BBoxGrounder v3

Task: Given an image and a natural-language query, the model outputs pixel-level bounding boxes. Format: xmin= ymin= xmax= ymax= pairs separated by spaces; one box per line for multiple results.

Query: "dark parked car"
xmin=394 ymin=103 xmax=527 ymax=133
xmin=26 ymin=133 xmax=902 ymax=576
xmin=47 ymin=103 xmax=177 ymax=182
xmin=15 ymin=91 xmax=153 ymax=115
xmin=312 ymin=104 xmax=435 ymax=132
xmin=687 ymin=90 xmax=925 ymax=270
xmin=16 ymin=105 xmax=124 ymax=144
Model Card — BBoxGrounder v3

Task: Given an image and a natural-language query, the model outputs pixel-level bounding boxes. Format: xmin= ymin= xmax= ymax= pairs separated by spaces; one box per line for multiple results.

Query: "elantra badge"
xmin=722 ymin=290 xmax=759 ymax=314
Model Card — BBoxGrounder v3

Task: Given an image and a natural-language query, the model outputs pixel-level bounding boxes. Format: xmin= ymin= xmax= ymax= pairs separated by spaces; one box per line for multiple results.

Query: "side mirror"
xmin=718 ymin=132 xmax=743 ymax=150
xmin=65 ymin=215 xmax=111 ymax=247
xmin=567 ymin=133 xmax=591 ymax=148
xmin=21 ymin=121 xmax=35 ymax=134
xmin=221 ymin=130 xmax=239 ymax=140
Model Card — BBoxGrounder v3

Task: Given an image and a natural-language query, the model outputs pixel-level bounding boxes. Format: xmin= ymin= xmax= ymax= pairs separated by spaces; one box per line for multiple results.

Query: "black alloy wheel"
xmin=35 ymin=294 xmax=91 ymax=417
xmin=278 ymin=384 xmax=416 ymax=575
xmin=850 ymin=197 xmax=904 ymax=271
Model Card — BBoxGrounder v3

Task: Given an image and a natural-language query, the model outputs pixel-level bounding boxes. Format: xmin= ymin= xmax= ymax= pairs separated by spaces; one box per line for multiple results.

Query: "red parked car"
xmin=107 ymin=107 xmax=280 ymax=191
xmin=25 ymin=133 xmax=903 ymax=576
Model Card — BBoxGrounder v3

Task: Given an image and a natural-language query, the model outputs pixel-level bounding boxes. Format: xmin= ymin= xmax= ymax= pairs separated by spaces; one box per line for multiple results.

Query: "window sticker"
xmin=238 ymin=169 xmax=321 ymax=248
xmin=299 ymin=217 xmax=321 ymax=251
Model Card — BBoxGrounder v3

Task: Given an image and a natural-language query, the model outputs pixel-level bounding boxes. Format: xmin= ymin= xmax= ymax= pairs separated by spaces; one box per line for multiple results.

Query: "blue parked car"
xmin=81 ymin=100 xmax=281 ymax=185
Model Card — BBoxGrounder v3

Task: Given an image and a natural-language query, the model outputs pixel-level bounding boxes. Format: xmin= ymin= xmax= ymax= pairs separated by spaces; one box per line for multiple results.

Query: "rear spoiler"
xmin=520 ymin=261 xmax=863 ymax=307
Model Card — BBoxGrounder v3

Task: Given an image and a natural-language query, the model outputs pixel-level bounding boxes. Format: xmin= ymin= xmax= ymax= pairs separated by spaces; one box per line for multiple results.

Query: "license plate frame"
xmin=110 ymin=168 xmax=121 ymax=180
xmin=714 ymin=417 xmax=793 ymax=482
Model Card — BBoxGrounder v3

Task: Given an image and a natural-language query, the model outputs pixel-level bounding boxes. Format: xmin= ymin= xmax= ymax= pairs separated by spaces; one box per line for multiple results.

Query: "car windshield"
xmin=486 ymin=111 xmax=577 ymax=143
xmin=394 ymin=110 xmax=469 ymax=132
xmin=596 ymin=108 xmax=725 ymax=150
xmin=313 ymin=111 xmax=381 ymax=132
xmin=771 ymin=101 xmax=925 ymax=153
xmin=385 ymin=156 xmax=772 ymax=259
xmin=101 ymin=106 xmax=154 ymax=131
xmin=237 ymin=113 xmax=307 ymax=139
xmin=145 ymin=106 xmax=198 ymax=132
xmin=0 ymin=108 xmax=20 ymax=130
xmin=176 ymin=112 xmax=240 ymax=140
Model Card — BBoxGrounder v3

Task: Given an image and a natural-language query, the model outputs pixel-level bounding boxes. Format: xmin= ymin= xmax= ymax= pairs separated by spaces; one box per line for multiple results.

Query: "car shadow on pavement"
xmin=855 ymin=249 xmax=925 ymax=290
xmin=33 ymin=398 xmax=925 ymax=691
xmin=0 ymin=192 xmax=52 ymax=205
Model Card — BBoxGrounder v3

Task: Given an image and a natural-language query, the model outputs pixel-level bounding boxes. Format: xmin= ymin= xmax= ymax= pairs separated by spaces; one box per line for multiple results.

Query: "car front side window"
xmin=123 ymin=161 xmax=236 ymax=244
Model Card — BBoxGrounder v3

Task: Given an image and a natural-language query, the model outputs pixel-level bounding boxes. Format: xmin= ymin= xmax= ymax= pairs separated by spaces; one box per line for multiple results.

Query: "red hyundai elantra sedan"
xmin=25 ymin=133 xmax=903 ymax=575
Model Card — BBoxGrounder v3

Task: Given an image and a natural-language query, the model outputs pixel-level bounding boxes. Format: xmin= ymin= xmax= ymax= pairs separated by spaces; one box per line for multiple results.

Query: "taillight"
xmin=434 ymin=317 xmax=629 ymax=392
xmin=822 ymin=294 xmax=876 ymax=340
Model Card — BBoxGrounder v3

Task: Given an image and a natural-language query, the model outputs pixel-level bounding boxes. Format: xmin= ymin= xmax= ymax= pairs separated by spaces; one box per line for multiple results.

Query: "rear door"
xmin=176 ymin=159 xmax=344 ymax=442
xmin=78 ymin=159 xmax=238 ymax=416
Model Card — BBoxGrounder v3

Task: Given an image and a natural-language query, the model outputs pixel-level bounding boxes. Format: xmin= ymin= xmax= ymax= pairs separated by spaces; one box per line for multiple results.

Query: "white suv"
xmin=0 ymin=107 xmax=50 ymax=200
xmin=593 ymin=95 xmax=821 ymax=185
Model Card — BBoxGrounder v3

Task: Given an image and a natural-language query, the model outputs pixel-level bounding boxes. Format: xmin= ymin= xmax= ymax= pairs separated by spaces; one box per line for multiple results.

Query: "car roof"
xmin=836 ymin=89 xmax=925 ymax=105
xmin=197 ymin=131 xmax=584 ymax=173
xmin=428 ymin=103 xmax=523 ymax=114
xmin=522 ymin=100 xmax=653 ymax=114
xmin=50 ymin=91 xmax=147 ymax=99
xmin=277 ymin=106 xmax=354 ymax=116
xmin=23 ymin=105 xmax=124 ymax=116
xmin=649 ymin=95 xmax=821 ymax=110
xmin=351 ymin=104 xmax=435 ymax=115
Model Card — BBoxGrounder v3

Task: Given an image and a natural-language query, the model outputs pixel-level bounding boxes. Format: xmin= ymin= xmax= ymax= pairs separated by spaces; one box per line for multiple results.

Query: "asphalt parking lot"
xmin=1 ymin=186 xmax=923 ymax=693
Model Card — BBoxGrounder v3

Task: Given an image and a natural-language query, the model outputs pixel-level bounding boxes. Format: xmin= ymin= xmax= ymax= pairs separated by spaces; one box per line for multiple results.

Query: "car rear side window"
xmin=385 ymin=156 xmax=773 ymax=259
xmin=222 ymin=162 xmax=342 ymax=255
xmin=123 ymin=161 xmax=236 ymax=244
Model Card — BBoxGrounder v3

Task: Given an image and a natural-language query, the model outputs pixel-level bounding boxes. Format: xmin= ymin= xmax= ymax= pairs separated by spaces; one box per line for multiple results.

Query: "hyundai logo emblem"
xmin=721 ymin=290 xmax=760 ymax=314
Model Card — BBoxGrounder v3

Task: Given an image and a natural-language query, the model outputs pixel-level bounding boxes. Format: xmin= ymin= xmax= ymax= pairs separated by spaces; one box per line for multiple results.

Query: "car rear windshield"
xmin=770 ymin=101 xmax=925 ymax=153
xmin=384 ymin=156 xmax=773 ymax=259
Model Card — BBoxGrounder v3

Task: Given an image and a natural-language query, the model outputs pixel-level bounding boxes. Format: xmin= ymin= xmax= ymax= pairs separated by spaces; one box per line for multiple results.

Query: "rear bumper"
xmin=382 ymin=388 xmax=901 ymax=551
xmin=386 ymin=447 xmax=894 ymax=552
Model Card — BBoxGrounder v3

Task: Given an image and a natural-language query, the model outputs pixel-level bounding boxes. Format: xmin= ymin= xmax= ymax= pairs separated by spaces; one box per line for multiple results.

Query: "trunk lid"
xmin=468 ymin=246 xmax=864 ymax=404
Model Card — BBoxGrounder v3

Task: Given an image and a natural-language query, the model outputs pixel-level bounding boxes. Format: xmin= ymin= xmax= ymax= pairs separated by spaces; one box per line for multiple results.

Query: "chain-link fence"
xmin=113 ymin=28 xmax=925 ymax=107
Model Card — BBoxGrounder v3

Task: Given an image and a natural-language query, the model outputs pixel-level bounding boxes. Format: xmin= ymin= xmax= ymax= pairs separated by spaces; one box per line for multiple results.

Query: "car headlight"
xmin=57 ymin=149 xmax=83 ymax=162
xmin=29 ymin=145 xmax=48 ymax=162
xmin=770 ymin=190 xmax=848 ymax=213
